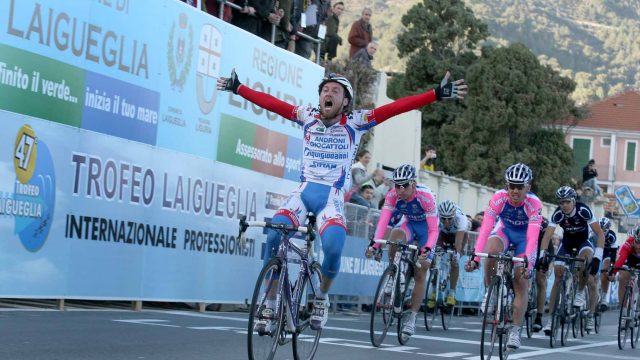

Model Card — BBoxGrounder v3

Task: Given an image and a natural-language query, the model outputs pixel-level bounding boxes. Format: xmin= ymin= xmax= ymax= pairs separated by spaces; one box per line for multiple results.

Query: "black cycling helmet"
xmin=318 ymin=73 xmax=354 ymax=101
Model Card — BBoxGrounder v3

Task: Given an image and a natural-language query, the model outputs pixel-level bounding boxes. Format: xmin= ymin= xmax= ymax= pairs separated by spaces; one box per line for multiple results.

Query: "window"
xmin=626 ymin=141 xmax=637 ymax=171
xmin=601 ymin=138 xmax=611 ymax=146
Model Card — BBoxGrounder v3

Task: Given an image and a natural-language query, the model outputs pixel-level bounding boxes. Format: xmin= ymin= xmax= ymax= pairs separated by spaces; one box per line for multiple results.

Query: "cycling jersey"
xmin=439 ymin=207 xmax=469 ymax=235
xmin=602 ymin=229 xmax=618 ymax=262
xmin=237 ymin=85 xmax=438 ymax=192
xmin=611 ymin=236 xmax=640 ymax=273
xmin=474 ymin=190 xmax=543 ymax=267
xmin=374 ymin=184 xmax=439 ymax=253
xmin=549 ymin=202 xmax=596 ymax=250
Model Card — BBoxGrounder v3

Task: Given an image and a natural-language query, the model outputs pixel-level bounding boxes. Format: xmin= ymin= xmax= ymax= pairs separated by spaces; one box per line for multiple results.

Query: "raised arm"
xmin=217 ymin=69 xmax=298 ymax=121
xmin=368 ymin=72 xmax=467 ymax=125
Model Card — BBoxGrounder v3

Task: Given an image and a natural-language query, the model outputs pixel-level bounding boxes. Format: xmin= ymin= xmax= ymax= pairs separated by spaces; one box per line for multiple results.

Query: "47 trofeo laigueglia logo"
xmin=2 ymin=124 xmax=56 ymax=252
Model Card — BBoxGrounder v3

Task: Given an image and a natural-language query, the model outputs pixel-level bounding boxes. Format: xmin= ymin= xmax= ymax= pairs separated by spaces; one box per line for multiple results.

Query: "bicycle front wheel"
xmin=370 ymin=265 xmax=396 ymax=347
xmin=549 ymin=280 xmax=562 ymax=348
xmin=480 ymin=276 xmax=501 ymax=359
xmin=292 ymin=262 xmax=323 ymax=360
xmin=248 ymin=257 xmax=285 ymax=360
xmin=424 ymin=269 xmax=438 ymax=331
xmin=618 ymin=287 xmax=632 ymax=350
xmin=440 ymin=273 xmax=454 ymax=330
xmin=525 ymin=280 xmax=536 ymax=339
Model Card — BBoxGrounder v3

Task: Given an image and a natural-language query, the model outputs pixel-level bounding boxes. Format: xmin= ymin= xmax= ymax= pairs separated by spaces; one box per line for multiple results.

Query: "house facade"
xmin=562 ymin=91 xmax=640 ymax=209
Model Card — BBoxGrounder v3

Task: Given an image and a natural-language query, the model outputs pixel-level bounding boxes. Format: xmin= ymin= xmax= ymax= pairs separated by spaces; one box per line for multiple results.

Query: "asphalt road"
xmin=1 ymin=300 xmax=638 ymax=360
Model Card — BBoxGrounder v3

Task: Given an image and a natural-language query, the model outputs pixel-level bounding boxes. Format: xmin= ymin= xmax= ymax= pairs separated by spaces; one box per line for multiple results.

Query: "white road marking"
xmin=113 ymin=319 xmax=180 ymax=328
xmin=416 ymin=352 xmax=472 ymax=357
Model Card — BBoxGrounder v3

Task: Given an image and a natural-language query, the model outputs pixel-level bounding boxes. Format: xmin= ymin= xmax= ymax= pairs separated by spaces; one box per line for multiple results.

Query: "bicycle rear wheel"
xmin=618 ymin=287 xmax=632 ymax=350
xmin=370 ymin=265 xmax=396 ymax=347
xmin=248 ymin=258 xmax=285 ymax=360
xmin=480 ymin=277 xmax=500 ymax=359
xmin=424 ymin=269 xmax=438 ymax=331
xmin=292 ymin=262 xmax=323 ymax=360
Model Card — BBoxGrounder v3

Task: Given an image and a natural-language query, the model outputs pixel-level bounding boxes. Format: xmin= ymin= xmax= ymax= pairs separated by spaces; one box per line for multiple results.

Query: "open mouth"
xmin=323 ymin=99 xmax=334 ymax=108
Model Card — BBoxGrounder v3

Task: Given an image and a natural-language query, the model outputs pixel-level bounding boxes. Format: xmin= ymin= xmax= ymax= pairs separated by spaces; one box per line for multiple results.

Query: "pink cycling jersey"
xmin=474 ymin=190 xmax=543 ymax=266
xmin=374 ymin=185 xmax=439 ymax=252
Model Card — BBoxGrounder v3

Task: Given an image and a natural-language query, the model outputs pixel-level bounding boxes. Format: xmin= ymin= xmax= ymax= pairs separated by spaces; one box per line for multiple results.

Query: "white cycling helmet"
xmin=438 ymin=200 xmax=457 ymax=218
xmin=392 ymin=164 xmax=416 ymax=184
xmin=504 ymin=163 xmax=532 ymax=184
xmin=318 ymin=73 xmax=354 ymax=101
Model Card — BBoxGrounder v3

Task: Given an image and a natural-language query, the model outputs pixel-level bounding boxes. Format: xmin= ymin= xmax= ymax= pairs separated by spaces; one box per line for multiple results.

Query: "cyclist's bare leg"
xmin=617 ymin=271 xmax=630 ymax=306
xmin=578 ymin=248 xmax=597 ymax=313
xmin=512 ymin=265 xmax=529 ymax=327
xmin=411 ymin=258 xmax=430 ymax=312
xmin=386 ymin=228 xmax=407 ymax=263
xmin=600 ymin=258 xmax=611 ymax=302
xmin=536 ymin=269 xmax=548 ymax=314
xmin=548 ymin=264 xmax=566 ymax=315
xmin=482 ymin=236 xmax=504 ymax=286
xmin=450 ymin=256 xmax=460 ymax=291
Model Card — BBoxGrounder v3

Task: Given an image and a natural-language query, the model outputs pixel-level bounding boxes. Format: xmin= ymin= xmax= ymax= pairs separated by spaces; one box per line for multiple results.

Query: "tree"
xmin=439 ymin=44 xmax=578 ymax=201
xmin=394 ymin=0 xmax=490 ymax=149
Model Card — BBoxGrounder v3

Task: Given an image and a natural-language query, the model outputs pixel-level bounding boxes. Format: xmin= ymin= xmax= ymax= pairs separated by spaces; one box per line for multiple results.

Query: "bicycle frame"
xmin=241 ymin=215 xmax=319 ymax=332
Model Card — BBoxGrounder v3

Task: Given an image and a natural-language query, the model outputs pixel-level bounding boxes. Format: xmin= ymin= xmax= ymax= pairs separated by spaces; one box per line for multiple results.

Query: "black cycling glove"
xmin=222 ymin=69 xmax=242 ymax=94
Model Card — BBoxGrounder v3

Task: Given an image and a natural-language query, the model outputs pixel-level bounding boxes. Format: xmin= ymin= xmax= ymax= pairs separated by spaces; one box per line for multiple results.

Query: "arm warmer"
xmin=237 ymin=85 xmax=298 ymax=120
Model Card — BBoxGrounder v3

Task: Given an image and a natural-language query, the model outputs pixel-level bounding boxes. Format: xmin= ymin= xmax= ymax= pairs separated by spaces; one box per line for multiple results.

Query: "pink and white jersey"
xmin=374 ymin=184 xmax=439 ymax=251
xmin=474 ymin=190 xmax=543 ymax=259
xmin=292 ymin=107 xmax=377 ymax=192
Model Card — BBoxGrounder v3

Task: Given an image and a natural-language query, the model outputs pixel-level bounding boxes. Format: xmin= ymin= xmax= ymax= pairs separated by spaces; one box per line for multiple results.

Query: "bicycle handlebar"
xmin=374 ymin=239 xmax=419 ymax=251
xmin=546 ymin=254 xmax=586 ymax=263
xmin=475 ymin=252 xmax=526 ymax=263
xmin=243 ymin=220 xmax=309 ymax=234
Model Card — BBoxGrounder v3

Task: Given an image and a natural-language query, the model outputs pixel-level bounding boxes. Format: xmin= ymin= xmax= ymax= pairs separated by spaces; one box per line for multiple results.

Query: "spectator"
xmin=204 ymin=0 xmax=234 ymax=22
xmin=420 ymin=144 xmax=437 ymax=171
xmin=470 ymin=211 xmax=484 ymax=231
xmin=231 ymin=1 xmax=261 ymax=35
xmin=322 ymin=2 xmax=344 ymax=61
xmin=350 ymin=150 xmax=374 ymax=189
xmin=351 ymin=41 xmax=377 ymax=68
xmin=349 ymin=183 xmax=375 ymax=208
xmin=348 ymin=7 xmax=373 ymax=59
xmin=260 ymin=0 xmax=291 ymax=48
xmin=582 ymin=159 xmax=602 ymax=196
xmin=295 ymin=0 xmax=330 ymax=60
xmin=370 ymin=167 xmax=392 ymax=209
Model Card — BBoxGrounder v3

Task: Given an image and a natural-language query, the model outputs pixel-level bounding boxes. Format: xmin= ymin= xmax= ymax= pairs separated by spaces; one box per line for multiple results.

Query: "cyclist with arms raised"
xmin=217 ymin=70 xmax=466 ymax=330
xmin=365 ymin=164 xmax=439 ymax=337
xmin=465 ymin=163 xmax=543 ymax=350
xmin=539 ymin=186 xmax=605 ymax=334
xmin=430 ymin=200 xmax=468 ymax=307
xmin=608 ymin=225 xmax=640 ymax=310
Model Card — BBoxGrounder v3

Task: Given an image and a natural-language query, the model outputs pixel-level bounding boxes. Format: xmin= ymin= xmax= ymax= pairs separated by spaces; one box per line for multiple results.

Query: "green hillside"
xmin=335 ymin=0 xmax=640 ymax=104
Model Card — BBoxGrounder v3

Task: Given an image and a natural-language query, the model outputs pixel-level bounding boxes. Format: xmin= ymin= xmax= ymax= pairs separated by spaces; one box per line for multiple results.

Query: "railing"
xmin=214 ymin=0 xmax=323 ymax=64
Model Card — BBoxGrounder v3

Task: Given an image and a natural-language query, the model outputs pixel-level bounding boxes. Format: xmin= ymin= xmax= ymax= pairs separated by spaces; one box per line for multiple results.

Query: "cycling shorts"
xmin=489 ymin=220 xmax=527 ymax=257
xmin=395 ymin=217 xmax=434 ymax=261
xmin=555 ymin=237 xmax=594 ymax=265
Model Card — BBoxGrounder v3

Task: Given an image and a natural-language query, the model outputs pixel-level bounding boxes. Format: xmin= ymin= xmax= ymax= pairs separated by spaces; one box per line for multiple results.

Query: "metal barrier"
xmin=215 ymin=0 xmax=323 ymax=64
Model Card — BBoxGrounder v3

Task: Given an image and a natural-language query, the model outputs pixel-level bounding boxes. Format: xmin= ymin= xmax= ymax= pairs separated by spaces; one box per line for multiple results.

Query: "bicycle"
xmin=472 ymin=247 xmax=527 ymax=360
xmin=240 ymin=213 xmax=323 ymax=360
xmin=424 ymin=244 xmax=456 ymax=331
xmin=369 ymin=239 xmax=421 ymax=347
xmin=546 ymin=250 xmax=585 ymax=348
xmin=611 ymin=264 xmax=640 ymax=350
xmin=524 ymin=269 xmax=537 ymax=339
